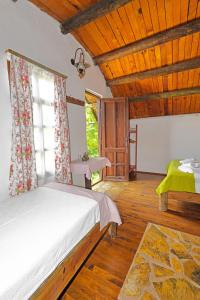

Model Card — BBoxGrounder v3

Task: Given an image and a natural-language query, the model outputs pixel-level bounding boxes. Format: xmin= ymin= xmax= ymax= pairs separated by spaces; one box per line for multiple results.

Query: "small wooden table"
xmin=70 ymin=157 xmax=111 ymax=189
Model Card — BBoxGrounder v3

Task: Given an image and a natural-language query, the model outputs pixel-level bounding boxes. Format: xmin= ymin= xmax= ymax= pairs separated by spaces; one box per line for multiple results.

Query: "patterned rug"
xmin=118 ymin=223 xmax=200 ymax=300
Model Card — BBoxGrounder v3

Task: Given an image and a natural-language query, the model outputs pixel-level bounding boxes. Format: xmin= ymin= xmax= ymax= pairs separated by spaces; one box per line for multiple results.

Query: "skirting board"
xmin=136 ymin=171 xmax=166 ymax=176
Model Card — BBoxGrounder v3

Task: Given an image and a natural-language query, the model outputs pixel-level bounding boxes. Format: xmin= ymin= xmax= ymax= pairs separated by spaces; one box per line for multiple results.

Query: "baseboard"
xmin=136 ymin=170 xmax=166 ymax=176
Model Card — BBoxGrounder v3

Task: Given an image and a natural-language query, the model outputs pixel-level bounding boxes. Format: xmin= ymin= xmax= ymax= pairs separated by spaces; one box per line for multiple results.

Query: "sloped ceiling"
xmin=30 ymin=0 xmax=200 ymax=119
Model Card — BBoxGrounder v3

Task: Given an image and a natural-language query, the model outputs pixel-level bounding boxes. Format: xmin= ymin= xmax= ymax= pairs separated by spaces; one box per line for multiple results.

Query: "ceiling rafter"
xmin=107 ymin=57 xmax=200 ymax=86
xmin=128 ymin=87 xmax=200 ymax=102
xmin=94 ymin=18 xmax=200 ymax=64
xmin=60 ymin=0 xmax=131 ymax=34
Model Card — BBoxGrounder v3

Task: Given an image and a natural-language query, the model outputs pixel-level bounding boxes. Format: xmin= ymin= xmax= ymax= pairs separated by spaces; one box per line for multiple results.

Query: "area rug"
xmin=118 ymin=223 xmax=200 ymax=300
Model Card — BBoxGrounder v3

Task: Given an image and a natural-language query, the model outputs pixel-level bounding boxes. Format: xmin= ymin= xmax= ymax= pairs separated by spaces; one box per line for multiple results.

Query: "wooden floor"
xmin=61 ymin=174 xmax=200 ymax=300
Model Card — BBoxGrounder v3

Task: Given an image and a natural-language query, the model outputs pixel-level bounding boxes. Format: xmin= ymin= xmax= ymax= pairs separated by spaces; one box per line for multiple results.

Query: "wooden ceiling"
xmin=29 ymin=0 xmax=200 ymax=119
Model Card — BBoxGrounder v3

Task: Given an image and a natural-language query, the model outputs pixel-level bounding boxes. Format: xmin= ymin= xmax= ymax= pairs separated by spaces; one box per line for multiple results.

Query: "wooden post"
xmin=108 ymin=222 xmax=118 ymax=238
xmin=159 ymin=193 xmax=168 ymax=211
xmin=85 ymin=175 xmax=92 ymax=190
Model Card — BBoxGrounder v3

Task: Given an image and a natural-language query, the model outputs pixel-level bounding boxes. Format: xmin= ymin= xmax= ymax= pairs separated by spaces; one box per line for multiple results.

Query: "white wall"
xmin=130 ymin=113 xmax=200 ymax=174
xmin=0 ymin=0 xmax=112 ymax=199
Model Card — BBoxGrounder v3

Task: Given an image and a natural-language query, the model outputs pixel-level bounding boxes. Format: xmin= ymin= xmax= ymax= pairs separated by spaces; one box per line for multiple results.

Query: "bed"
xmin=156 ymin=160 xmax=198 ymax=211
xmin=0 ymin=183 xmax=121 ymax=300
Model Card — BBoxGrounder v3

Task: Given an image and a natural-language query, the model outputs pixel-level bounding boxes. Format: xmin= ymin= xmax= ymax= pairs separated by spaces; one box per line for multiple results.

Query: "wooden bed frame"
xmin=159 ymin=192 xmax=168 ymax=211
xmin=159 ymin=191 xmax=200 ymax=211
xmin=30 ymin=222 xmax=117 ymax=299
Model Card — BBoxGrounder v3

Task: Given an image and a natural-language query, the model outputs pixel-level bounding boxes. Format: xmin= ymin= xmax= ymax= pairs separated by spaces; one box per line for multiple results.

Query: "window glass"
xmin=45 ymin=151 xmax=55 ymax=175
xmin=34 ymin=128 xmax=43 ymax=151
xmin=43 ymin=128 xmax=55 ymax=149
xmin=42 ymin=105 xmax=55 ymax=127
xmin=32 ymin=70 xmax=55 ymax=184
xmin=38 ymin=78 xmax=54 ymax=103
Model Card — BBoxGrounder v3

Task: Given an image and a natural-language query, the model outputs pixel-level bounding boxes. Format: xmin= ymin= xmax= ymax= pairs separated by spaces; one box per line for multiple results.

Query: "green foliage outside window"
xmin=85 ymin=103 xmax=100 ymax=184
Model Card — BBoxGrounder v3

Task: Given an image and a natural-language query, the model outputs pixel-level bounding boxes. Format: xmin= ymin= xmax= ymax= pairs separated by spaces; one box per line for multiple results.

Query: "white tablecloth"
xmin=70 ymin=157 xmax=111 ymax=179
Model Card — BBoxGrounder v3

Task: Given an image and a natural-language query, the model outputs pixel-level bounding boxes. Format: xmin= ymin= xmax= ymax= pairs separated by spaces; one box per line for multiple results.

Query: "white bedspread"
xmin=194 ymin=170 xmax=200 ymax=194
xmin=178 ymin=160 xmax=200 ymax=193
xmin=0 ymin=187 xmax=100 ymax=300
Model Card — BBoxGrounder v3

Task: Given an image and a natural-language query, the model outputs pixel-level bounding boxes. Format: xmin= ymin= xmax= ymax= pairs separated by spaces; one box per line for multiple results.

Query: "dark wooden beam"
xmin=66 ymin=96 xmax=85 ymax=107
xmin=107 ymin=57 xmax=200 ymax=86
xmin=94 ymin=18 xmax=200 ymax=64
xmin=60 ymin=0 xmax=131 ymax=34
xmin=128 ymin=87 xmax=200 ymax=102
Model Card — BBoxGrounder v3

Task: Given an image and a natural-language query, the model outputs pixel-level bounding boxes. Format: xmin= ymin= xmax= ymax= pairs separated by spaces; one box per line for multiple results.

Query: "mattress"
xmin=156 ymin=160 xmax=195 ymax=195
xmin=0 ymin=187 xmax=100 ymax=300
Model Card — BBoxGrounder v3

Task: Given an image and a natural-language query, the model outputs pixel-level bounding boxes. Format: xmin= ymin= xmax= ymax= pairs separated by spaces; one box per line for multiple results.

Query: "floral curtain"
xmin=9 ymin=55 xmax=37 ymax=196
xmin=54 ymin=75 xmax=72 ymax=184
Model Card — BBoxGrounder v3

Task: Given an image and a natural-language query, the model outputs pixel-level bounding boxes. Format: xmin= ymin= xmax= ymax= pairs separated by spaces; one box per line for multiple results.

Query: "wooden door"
xmin=100 ymin=98 xmax=129 ymax=181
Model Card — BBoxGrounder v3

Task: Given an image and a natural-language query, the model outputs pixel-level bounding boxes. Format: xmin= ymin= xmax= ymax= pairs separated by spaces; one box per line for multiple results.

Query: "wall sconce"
xmin=71 ymin=48 xmax=90 ymax=78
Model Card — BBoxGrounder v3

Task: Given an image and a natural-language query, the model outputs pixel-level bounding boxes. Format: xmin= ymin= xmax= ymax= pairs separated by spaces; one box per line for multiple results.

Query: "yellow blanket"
xmin=156 ymin=160 xmax=195 ymax=195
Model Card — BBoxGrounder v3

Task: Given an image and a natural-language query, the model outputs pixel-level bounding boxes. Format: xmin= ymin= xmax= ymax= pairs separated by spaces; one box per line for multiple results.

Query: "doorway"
xmin=85 ymin=90 xmax=101 ymax=185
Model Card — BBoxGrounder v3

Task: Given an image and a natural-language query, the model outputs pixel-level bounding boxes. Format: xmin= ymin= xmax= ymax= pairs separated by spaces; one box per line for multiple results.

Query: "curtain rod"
xmin=6 ymin=49 xmax=68 ymax=79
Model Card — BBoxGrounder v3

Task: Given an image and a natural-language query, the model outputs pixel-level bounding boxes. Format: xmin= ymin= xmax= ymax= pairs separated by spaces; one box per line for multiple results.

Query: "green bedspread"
xmin=156 ymin=160 xmax=195 ymax=195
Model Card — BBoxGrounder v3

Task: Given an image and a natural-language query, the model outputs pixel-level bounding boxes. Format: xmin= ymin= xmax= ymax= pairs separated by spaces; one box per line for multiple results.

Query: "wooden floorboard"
xmin=61 ymin=174 xmax=200 ymax=299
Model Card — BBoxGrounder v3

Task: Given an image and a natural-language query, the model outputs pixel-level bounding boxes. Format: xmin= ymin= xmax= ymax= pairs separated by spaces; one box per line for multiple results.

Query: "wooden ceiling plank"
xmin=167 ymin=73 xmax=173 ymax=91
xmin=191 ymin=32 xmax=200 ymax=57
xmin=178 ymin=96 xmax=183 ymax=114
xmin=165 ymin=0 xmax=173 ymax=28
xmin=60 ymin=0 xmax=132 ymax=34
xmin=188 ymin=31 xmax=200 ymax=90
xmin=194 ymin=95 xmax=199 ymax=112
xmin=106 ymin=12 xmax=126 ymax=47
xmin=179 ymin=37 xmax=186 ymax=62
xmin=166 ymin=41 xmax=173 ymax=65
xmin=84 ymin=22 xmax=111 ymax=54
xmin=173 ymin=97 xmax=178 ymax=114
xmin=178 ymin=0 xmax=188 ymax=99
xmin=193 ymin=69 xmax=200 ymax=86
xmin=197 ymin=1 xmax=200 ymax=17
xmin=156 ymin=0 xmax=166 ymax=31
xmin=113 ymin=7 xmax=139 ymax=77
xmin=190 ymin=95 xmax=197 ymax=112
xmin=184 ymin=95 xmax=191 ymax=113
xmin=180 ymin=0 xmax=190 ymax=23
xmin=128 ymin=86 xmax=200 ymax=102
xmin=73 ymin=29 xmax=100 ymax=56
xmin=140 ymin=0 xmax=154 ymax=36
xmin=172 ymin=0 xmax=181 ymax=27
xmin=94 ymin=18 xmax=200 ymax=64
xmin=181 ymin=70 xmax=189 ymax=89
xmin=125 ymin=2 xmax=141 ymax=41
xmin=117 ymin=6 xmax=136 ymax=43
xmin=168 ymin=97 xmax=173 ymax=114
xmin=119 ymin=56 xmax=132 ymax=76
xmin=196 ymin=96 xmax=200 ymax=112
xmin=132 ymin=0 xmax=147 ymax=39
xmin=188 ymin=69 xmax=196 ymax=87
xmin=188 ymin=0 xmax=199 ymax=21
xmin=148 ymin=48 xmax=160 ymax=93
xmin=177 ymin=40 xmax=185 ymax=90
xmin=95 ymin=17 xmax=120 ymax=50
xmin=107 ymin=57 xmax=200 ymax=86
xmin=147 ymin=0 xmax=160 ymax=33
xmin=100 ymin=64 xmax=114 ymax=80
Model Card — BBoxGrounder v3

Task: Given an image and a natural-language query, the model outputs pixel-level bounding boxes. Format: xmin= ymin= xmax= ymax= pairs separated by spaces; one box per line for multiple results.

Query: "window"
xmin=31 ymin=69 xmax=55 ymax=184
